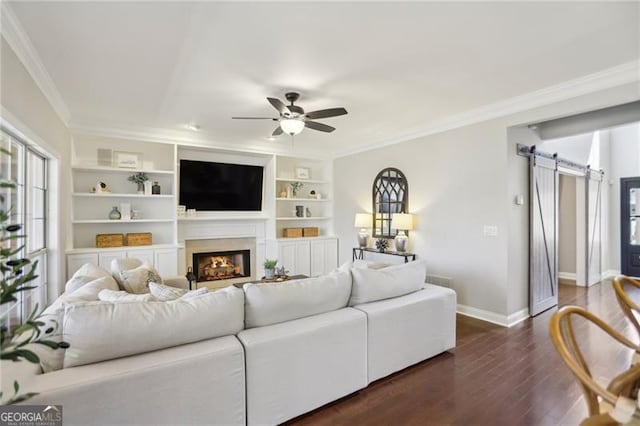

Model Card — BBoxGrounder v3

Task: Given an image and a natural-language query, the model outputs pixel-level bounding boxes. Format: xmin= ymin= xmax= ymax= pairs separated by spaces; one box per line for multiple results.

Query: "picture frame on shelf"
xmin=113 ymin=151 xmax=142 ymax=169
xmin=295 ymin=167 xmax=310 ymax=179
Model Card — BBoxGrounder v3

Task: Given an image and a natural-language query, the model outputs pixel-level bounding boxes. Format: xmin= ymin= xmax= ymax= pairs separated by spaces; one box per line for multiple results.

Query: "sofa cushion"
xmin=244 ymin=270 xmax=351 ymax=328
xmin=62 ymin=286 xmax=244 ymax=368
xmin=65 ymin=275 xmax=99 ymax=293
xmin=98 ymin=289 xmax=155 ymax=303
xmin=113 ymin=263 xmax=162 ymax=294
xmin=23 ymin=297 xmax=67 ymax=373
xmin=349 ymin=259 xmax=427 ymax=306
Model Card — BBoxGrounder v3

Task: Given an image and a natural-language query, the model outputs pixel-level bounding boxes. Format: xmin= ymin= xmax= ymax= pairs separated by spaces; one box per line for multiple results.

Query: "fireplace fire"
xmin=193 ymin=250 xmax=251 ymax=282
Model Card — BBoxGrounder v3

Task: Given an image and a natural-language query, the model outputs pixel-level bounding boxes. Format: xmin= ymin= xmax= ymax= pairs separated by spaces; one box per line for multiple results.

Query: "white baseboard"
xmin=457 ymin=304 xmax=529 ymax=328
xmin=558 ymin=272 xmax=577 ymax=281
xmin=603 ymin=269 xmax=621 ymax=279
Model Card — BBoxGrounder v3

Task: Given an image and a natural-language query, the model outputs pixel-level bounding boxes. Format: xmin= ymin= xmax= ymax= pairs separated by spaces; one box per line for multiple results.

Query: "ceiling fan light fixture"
xmin=280 ymin=118 xmax=305 ymax=135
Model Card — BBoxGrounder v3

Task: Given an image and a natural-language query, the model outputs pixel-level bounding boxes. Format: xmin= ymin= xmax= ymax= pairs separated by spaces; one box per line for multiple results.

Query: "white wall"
xmin=1 ymin=36 xmax=71 ymax=299
xmin=335 ymin=82 xmax=639 ymax=324
xmin=609 ymin=122 xmax=640 ymax=273
xmin=559 ymin=175 xmax=577 ymax=275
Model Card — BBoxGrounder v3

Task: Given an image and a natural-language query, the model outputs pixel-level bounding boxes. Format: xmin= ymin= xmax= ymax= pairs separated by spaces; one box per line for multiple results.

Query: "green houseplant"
xmin=127 ymin=172 xmax=148 ymax=194
xmin=0 ymin=160 xmax=68 ymax=404
xmin=263 ymin=259 xmax=278 ymax=280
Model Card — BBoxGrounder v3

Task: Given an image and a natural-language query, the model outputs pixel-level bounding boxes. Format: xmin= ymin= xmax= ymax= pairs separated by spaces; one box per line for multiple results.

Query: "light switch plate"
xmin=483 ymin=225 xmax=498 ymax=237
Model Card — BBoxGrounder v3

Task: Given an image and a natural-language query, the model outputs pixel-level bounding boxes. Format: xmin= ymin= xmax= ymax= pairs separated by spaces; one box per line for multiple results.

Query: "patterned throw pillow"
xmin=149 ymin=281 xmax=187 ymax=301
xmin=178 ymin=287 xmax=208 ymax=300
xmin=98 ymin=289 xmax=155 ymax=303
xmin=116 ymin=265 xmax=163 ymax=294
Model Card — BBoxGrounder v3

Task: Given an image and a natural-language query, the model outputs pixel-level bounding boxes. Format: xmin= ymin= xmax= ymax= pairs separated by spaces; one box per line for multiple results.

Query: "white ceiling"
xmin=6 ymin=1 xmax=640 ymax=157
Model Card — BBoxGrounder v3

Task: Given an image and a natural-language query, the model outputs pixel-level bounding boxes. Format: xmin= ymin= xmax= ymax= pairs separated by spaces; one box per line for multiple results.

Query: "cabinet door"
xmin=67 ymin=253 xmax=99 ymax=279
xmin=155 ymin=249 xmax=178 ymax=277
xmin=310 ymin=240 xmax=326 ymax=277
xmin=128 ymin=249 xmax=154 ymax=266
xmin=278 ymin=242 xmax=297 ymax=275
xmin=324 ymin=238 xmax=338 ymax=274
xmin=295 ymin=241 xmax=311 ymax=276
xmin=98 ymin=251 xmax=127 ymax=271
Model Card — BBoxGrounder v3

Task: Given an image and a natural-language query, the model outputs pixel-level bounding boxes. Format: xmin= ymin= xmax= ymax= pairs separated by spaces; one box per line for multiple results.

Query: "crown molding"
xmin=68 ymin=122 xmax=331 ymax=160
xmin=333 ymin=60 xmax=640 ymax=158
xmin=1 ymin=2 xmax=71 ymax=124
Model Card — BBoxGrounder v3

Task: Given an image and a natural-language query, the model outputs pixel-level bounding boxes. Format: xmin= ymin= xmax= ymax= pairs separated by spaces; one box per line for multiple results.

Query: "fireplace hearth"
xmin=193 ymin=250 xmax=251 ymax=282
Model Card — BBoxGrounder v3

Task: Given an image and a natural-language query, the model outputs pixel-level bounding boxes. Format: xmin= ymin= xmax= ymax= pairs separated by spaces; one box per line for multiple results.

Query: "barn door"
xmin=530 ymin=155 xmax=559 ymax=316
xmin=586 ymin=169 xmax=603 ymax=286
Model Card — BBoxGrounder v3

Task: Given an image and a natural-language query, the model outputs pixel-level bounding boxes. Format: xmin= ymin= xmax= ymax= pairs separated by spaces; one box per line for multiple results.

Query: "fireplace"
xmin=193 ymin=250 xmax=251 ymax=282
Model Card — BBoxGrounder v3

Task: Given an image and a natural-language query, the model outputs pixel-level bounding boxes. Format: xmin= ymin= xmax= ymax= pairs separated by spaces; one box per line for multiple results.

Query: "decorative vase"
xmin=265 ymin=268 xmax=275 ymax=280
xmin=108 ymin=206 xmax=121 ymax=220
xmin=143 ymin=181 xmax=152 ymax=195
xmin=152 ymin=181 xmax=161 ymax=195
xmin=136 ymin=182 xmax=144 ymax=194
xmin=295 ymin=206 xmax=304 ymax=217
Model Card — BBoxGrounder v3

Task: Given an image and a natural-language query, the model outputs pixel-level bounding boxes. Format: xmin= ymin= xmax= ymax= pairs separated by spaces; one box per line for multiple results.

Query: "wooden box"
xmin=125 ymin=232 xmax=152 ymax=246
xmin=96 ymin=233 xmax=124 ymax=248
xmin=283 ymin=228 xmax=303 ymax=238
xmin=303 ymin=227 xmax=319 ymax=237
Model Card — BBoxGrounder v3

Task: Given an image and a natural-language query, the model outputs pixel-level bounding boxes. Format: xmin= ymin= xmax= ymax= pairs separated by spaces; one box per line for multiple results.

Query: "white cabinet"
xmin=154 ymin=249 xmax=178 ymax=277
xmin=98 ymin=250 xmax=127 ymax=270
xmin=277 ymin=237 xmax=337 ymax=277
xmin=66 ymin=253 xmax=98 ymax=278
xmin=310 ymin=238 xmax=338 ymax=277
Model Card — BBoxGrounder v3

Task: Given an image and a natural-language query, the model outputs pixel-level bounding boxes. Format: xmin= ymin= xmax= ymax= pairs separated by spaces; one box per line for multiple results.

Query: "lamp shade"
xmin=391 ymin=213 xmax=414 ymax=230
xmin=354 ymin=213 xmax=372 ymax=228
xmin=280 ymin=118 xmax=305 ymax=135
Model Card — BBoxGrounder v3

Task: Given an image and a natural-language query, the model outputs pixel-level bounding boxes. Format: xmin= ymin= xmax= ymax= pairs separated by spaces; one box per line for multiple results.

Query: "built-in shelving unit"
xmin=274 ymin=156 xmax=333 ymax=239
xmin=67 ymin=135 xmax=336 ymax=279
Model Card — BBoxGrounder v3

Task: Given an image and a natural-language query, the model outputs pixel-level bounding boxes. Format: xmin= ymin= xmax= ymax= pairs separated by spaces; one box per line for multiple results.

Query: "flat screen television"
xmin=179 ymin=160 xmax=264 ymax=211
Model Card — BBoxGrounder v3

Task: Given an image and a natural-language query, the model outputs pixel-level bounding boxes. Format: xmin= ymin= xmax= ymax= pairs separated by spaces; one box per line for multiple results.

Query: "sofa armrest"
xmin=163 ymin=276 xmax=188 ymax=289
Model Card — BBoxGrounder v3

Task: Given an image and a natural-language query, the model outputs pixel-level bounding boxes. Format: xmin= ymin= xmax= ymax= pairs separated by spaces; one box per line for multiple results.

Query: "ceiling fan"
xmin=232 ymin=92 xmax=348 ymax=136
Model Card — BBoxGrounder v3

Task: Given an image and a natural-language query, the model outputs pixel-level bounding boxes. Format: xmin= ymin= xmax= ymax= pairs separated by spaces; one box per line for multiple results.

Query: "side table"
xmin=352 ymin=247 xmax=416 ymax=263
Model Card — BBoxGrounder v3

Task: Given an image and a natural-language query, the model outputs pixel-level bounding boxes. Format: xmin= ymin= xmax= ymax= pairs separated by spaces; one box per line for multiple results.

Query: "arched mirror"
xmin=372 ymin=168 xmax=408 ymax=238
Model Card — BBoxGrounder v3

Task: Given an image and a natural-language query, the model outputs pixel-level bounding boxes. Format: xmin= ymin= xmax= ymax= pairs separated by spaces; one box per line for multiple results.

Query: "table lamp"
xmin=391 ymin=213 xmax=414 ymax=252
xmin=354 ymin=213 xmax=372 ymax=248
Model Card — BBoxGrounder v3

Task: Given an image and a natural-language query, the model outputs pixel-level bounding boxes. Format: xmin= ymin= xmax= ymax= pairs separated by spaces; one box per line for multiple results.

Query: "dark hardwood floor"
xmin=287 ymin=280 xmax=639 ymax=426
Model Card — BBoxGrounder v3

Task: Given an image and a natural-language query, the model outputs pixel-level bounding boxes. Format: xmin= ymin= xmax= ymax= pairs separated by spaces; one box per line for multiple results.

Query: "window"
xmin=0 ymin=129 xmax=48 ymax=326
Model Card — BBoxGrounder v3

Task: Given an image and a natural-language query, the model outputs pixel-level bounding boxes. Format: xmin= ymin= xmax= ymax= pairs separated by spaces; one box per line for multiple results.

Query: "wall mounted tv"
xmin=179 ymin=160 xmax=264 ymax=211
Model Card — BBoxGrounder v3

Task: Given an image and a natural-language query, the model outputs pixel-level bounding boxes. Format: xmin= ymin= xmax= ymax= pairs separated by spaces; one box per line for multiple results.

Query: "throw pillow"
xmin=72 ymin=263 xmax=111 ymax=280
xmin=23 ymin=297 xmax=66 ymax=373
xmin=109 ymin=258 xmax=144 ymax=287
xmin=349 ymin=259 xmax=427 ymax=306
xmin=115 ymin=264 xmax=162 ymax=294
xmin=178 ymin=287 xmax=208 ymax=300
xmin=60 ymin=275 xmax=120 ymax=304
xmin=149 ymin=281 xmax=187 ymax=301
xmin=98 ymin=289 xmax=155 ymax=303
xmin=65 ymin=275 xmax=98 ymax=293
xmin=352 ymin=259 xmax=392 ymax=270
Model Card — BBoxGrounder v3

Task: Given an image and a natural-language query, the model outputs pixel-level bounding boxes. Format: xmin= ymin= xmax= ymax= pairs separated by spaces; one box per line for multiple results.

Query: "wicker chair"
xmin=613 ymin=275 xmax=640 ymax=337
xmin=550 ymin=305 xmax=640 ymax=425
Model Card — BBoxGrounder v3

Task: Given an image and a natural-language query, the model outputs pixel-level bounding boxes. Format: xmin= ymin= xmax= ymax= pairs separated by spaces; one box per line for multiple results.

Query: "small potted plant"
xmin=263 ymin=259 xmax=278 ymax=280
xmin=127 ymin=172 xmax=148 ymax=194
xmin=290 ymin=181 xmax=304 ymax=197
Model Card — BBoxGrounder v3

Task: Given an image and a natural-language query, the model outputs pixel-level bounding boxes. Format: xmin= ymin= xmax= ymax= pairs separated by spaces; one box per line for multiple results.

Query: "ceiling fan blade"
xmin=305 ymin=121 xmax=335 ymax=133
xmin=272 ymin=126 xmax=283 ymax=136
xmin=232 ymin=117 xmax=278 ymax=120
xmin=267 ymin=97 xmax=291 ymax=115
xmin=305 ymin=107 xmax=347 ymax=120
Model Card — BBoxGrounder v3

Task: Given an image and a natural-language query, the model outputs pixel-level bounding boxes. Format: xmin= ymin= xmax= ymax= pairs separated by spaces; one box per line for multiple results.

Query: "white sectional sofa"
xmin=3 ymin=258 xmax=456 ymax=426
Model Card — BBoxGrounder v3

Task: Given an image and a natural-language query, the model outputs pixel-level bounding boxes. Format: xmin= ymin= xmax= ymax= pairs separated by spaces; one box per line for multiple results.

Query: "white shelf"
xmin=72 ymin=219 xmax=174 ymax=224
xmin=73 ymin=193 xmax=174 ymax=198
xmin=72 ymin=166 xmax=174 ymax=175
xmin=276 ymin=178 xmax=329 ymax=184
xmin=276 ymin=236 xmax=337 ymax=241
xmin=275 ymin=198 xmax=331 ymax=202
xmin=66 ymin=243 xmax=183 ymax=254
xmin=276 ymin=217 xmax=331 ymax=221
